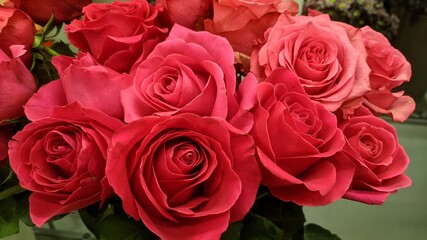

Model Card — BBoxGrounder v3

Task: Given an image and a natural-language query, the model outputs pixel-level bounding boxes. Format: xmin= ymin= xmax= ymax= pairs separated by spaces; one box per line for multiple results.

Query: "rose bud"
xmin=0 ymin=7 xmax=35 ymax=64
xmin=16 ymin=0 xmax=91 ymax=25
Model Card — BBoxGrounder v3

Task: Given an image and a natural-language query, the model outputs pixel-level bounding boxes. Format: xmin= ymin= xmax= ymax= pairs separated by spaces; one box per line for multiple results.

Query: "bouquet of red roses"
xmin=0 ymin=0 xmax=415 ymax=239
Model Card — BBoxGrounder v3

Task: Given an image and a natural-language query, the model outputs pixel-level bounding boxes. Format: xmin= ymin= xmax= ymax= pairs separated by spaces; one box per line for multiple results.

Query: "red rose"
xmin=251 ymin=12 xmax=371 ymax=112
xmin=360 ymin=26 xmax=415 ymax=122
xmin=340 ymin=107 xmax=411 ymax=204
xmin=0 ymin=45 xmax=37 ymax=124
xmin=24 ymin=53 xmax=132 ymax=121
xmin=121 ymin=25 xmax=241 ymax=125
xmin=204 ymin=0 xmax=299 ymax=55
xmin=0 ymin=7 xmax=35 ymax=63
xmin=15 ymin=0 xmax=91 ymax=25
xmin=250 ymin=68 xmax=355 ymax=205
xmin=66 ymin=0 xmax=168 ymax=73
xmin=158 ymin=0 xmax=212 ymax=29
xmin=8 ymin=103 xmax=124 ymax=226
xmin=106 ymin=114 xmax=261 ymax=240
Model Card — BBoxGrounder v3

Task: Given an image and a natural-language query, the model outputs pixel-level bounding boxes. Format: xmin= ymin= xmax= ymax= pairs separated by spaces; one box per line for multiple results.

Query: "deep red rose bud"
xmin=16 ymin=0 xmax=91 ymax=25
xmin=0 ymin=7 xmax=35 ymax=63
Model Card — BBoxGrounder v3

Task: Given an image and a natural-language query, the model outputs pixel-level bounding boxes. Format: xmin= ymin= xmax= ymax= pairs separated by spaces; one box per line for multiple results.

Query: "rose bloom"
xmin=107 ymin=114 xmax=261 ymax=240
xmin=204 ymin=0 xmax=299 ymax=55
xmin=0 ymin=7 xmax=35 ymax=64
xmin=24 ymin=52 xmax=132 ymax=121
xmin=10 ymin=0 xmax=91 ymax=25
xmin=8 ymin=103 xmax=124 ymax=226
xmin=250 ymin=68 xmax=355 ymax=205
xmin=121 ymin=24 xmax=248 ymax=128
xmin=66 ymin=0 xmax=168 ymax=74
xmin=251 ymin=12 xmax=371 ymax=112
xmin=340 ymin=107 xmax=411 ymax=205
xmin=0 ymin=45 xmax=37 ymax=124
xmin=360 ymin=26 xmax=415 ymax=122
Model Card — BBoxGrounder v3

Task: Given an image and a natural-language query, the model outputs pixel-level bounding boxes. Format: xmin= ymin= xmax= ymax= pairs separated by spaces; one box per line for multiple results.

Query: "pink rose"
xmin=0 ymin=7 xmax=35 ymax=64
xmin=204 ymin=0 xmax=299 ymax=55
xmin=106 ymin=114 xmax=261 ymax=240
xmin=24 ymin=52 xmax=132 ymax=121
xmin=14 ymin=0 xmax=91 ymax=25
xmin=251 ymin=12 xmax=371 ymax=112
xmin=340 ymin=107 xmax=411 ymax=205
xmin=250 ymin=68 xmax=355 ymax=205
xmin=66 ymin=0 xmax=168 ymax=73
xmin=121 ymin=24 xmax=244 ymax=126
xmin=157 ymin=0 xmax=212 ymax=29
xmin=0 ymin=45 xmax=37 ymax=124
xmin=361 ymin=26 xmax=415 ymax=122
xmin=8 ymin=103 xmax=124 ymax=226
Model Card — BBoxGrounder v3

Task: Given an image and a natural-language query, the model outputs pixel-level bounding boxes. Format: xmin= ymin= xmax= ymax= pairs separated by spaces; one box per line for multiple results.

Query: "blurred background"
xmin=4 ymin=0 xmax=426 ymax=239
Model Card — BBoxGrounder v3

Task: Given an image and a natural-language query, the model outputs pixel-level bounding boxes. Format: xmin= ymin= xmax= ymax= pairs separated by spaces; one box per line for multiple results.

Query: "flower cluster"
xmin=0 ymin=0 xmax=415 ymax=239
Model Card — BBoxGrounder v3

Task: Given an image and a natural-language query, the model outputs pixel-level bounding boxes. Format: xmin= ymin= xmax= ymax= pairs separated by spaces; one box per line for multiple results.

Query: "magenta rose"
xmin=14 ymin=0 xmax=91 ymax=25
xmin=204 ymin=0 xmax=299 ymax=55
xmin=106 ymin=114 xmax=261 ymax=240
xmin=251 ymin=12 xmax=371 ymax=112
xmin=121 ymin=24 xmax=242 ymax=125
xmin=0 ymin=7 xmax=35 ymax=64
xmin=24 ymin=52 xmax=132 ymax=121
xmin=340 ymin=107 xmax=411 ymax=205
xmin=0 ymin=45 xmax=37 ymax=124
xmin=8 ymin=102 xmax=124 ymax=226
xmin=360 ymin=26 xmax=415 ymax=122
xmin=66 ymin=0 xmax=168 ymax=74
xmin=250 ymin=68 xmax=355 ymax=205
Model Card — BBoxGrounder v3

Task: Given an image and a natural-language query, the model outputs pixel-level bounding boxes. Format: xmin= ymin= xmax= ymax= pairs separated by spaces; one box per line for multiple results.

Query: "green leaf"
xmin=240 ymin=213 xmax=284 ymax=240
xmin=0 ymin=185 xmax=25 ymax=201
xmin=51 ymin=41 xmax=75 ymax=56
xmin=97 ymin=214 xmax=157 ymax=240
xmin=0 ymin=164 xmax=14 ymax=186
xmin=13 ymin=192 xmax=34 ymax=227
xmin=221 ymin=220 xmax=243 ymax=240
xmin=304 ymin=224 xmax=341 ymax=240
xmin=251 ymin=192 xmax=305 ymax=240
xmin=79 ymin=201 xmax=157 ymax=240
xmin=0 ymin=197 xmax=20 ymax=238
